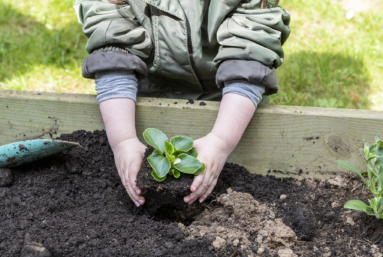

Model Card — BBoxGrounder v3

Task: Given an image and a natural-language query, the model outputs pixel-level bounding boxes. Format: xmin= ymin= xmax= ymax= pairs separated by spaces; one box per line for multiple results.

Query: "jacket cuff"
xmin=216 ymin=60 xmax=278 ymax=96
xmin=82 ymin=47 xmax=148 ymax=80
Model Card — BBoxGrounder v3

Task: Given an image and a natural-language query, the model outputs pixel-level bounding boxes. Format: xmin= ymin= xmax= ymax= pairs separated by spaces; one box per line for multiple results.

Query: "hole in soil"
xmin=150 ymin=203 xmax=212 ymax=226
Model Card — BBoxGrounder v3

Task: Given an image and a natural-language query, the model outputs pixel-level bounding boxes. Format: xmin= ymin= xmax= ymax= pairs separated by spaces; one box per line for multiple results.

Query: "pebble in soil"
xmin=0 ymin=130 xmax=382 ymax=256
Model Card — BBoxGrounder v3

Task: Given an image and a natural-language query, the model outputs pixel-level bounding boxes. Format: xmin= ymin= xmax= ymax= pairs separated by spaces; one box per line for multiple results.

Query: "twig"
xmin=230 ymin=250 xmax=239 ymax=257
xmin=351 ymin=183 xmax=363 ymax=192
xmin=364 ymin=238 xmax=373 ymax=245
xmin=207 ymin=199 xmax=217 ymax=206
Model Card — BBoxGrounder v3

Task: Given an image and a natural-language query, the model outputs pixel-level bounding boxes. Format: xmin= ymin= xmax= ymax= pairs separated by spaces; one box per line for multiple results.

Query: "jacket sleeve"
xmin=214 ymin=1 xmax=291 ymax=95
xmin=74 ymin=0 xmax=153 ymax=80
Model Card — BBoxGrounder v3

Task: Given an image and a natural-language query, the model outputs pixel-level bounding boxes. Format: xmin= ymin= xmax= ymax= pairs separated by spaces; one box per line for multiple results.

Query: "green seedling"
xmin=336 ymin=136 xmax=383 ymax=219
xmin=143 ymin=128 xmax=206 ymax=182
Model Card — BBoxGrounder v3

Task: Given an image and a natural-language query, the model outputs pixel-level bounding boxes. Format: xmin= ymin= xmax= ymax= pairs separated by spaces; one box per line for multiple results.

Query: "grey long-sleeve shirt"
xmin=95 ymin=71 xmax=265 ymax=107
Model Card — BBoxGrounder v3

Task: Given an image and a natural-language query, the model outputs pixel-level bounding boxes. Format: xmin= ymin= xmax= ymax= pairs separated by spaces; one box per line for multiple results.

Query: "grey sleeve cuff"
xmin=222 ymin=81 xmax=265 ymax=108
xmin=83 ymin=47 xmax=148 ymax=80
xmin=216 ymin=60 xmax=278 ymax=96
xmin=95 ymin=70 xmax=138 ymax=104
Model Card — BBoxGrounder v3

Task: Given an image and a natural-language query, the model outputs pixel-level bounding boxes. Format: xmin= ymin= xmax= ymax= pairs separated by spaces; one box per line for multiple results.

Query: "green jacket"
xmin=74 ymin=0 xmax=290 ymax=100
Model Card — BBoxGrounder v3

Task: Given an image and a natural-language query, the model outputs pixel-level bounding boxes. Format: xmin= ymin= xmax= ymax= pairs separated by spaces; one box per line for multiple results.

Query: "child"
xmin=74 ymin=0 xmax=290 ymax=207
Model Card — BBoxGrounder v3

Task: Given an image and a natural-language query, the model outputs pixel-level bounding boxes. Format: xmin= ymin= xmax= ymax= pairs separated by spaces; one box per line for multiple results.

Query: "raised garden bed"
xmin=1 ymin=90 xmax=383 ymax=256
xmin=0 ymin=130 xmax=382 ymax=256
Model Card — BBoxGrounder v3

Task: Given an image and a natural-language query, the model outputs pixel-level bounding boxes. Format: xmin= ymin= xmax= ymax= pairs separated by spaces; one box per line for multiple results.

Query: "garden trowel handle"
xmin=0 ymin=139 xmax=80 ymax=168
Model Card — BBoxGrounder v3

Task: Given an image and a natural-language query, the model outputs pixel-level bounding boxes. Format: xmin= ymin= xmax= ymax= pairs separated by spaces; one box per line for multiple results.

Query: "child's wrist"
xmin=208 ymin=131 xmax=236 ymax=154
xmin=111 ymin=136 xmax=140 ymax=153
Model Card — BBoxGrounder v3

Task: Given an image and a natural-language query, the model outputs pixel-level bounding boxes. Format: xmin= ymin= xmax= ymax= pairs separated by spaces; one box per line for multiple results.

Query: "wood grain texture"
xmin=1 ymin=89 xmax=383 ymax=179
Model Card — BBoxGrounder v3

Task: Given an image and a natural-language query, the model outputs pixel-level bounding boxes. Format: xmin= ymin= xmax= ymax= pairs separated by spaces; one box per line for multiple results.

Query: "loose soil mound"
xmin=0 ymin=130 xmax=382 ymax=256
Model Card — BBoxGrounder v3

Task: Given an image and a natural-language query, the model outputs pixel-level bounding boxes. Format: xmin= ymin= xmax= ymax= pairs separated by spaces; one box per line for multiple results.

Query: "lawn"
xmin=0 ymin=0 xmax=382 ymax=110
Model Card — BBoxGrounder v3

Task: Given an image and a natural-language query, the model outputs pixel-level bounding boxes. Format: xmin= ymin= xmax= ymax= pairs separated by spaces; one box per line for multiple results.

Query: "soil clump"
xmin=136 ymin=147 xmax=195 ymax=215
xmin=0 ymin=130 xmax=382 ymax=256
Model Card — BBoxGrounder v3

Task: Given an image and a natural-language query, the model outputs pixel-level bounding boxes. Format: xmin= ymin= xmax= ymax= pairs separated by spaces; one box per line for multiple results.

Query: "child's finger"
xmin=198 ymin=180 xmax=217 ymax=203
xmin=184 ymin=172 xmax=205 ymax=203
xmin=127 ymin=161 xmax=145 ymax=206
xmin=190 ymin=173 xmax=204 ymax=192
xmin=185 ymin=175 xmax=211 ymax=204
xmin=124 ymin=172 xmax=144 ymax=207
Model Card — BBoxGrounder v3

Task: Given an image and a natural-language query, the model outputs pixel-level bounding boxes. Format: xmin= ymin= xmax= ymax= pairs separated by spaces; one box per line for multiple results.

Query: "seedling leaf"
xmin=365 ymin=207 xmax=375 ymax=216
xmin=167 ymin=155 xmax=175 ymax=163
xmin=377 ymin=140 xmax=383 ymax=150
xmin=148 ymin=151 xmax=171 ymax=178
xmin=336 ymin=160 xmax=367 ymax=185
xmin=165 ymin=141 xmax=174 ymax=156
xmin=187 ymin=148 xmax=198 ymax=158
xmin=194 ymin=163 xmax=206 ymax=176
xmin=170 ymin=136 xmax=193 ymax=152
xmin=173 ymin=169 xmax=180 ymax=178
xmin=375 ymin=156 xmax=383 ymax=167
xmin=344 ymin=200 xmax=370 ymax=212
xmin=377 ymin=174 xmax=383 ymax=189
xmin=143 ymin=128 xmax=168 ymax=154
xmin=151 ymin=171 xmax=166 ymax=182
xmin=174 ymin=154 xmax=202 ymax=174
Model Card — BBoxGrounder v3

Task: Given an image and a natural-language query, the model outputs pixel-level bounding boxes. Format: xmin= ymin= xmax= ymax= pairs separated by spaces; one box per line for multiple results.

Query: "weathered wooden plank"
xmin=1 ymin=89 xmax=382 ymax=179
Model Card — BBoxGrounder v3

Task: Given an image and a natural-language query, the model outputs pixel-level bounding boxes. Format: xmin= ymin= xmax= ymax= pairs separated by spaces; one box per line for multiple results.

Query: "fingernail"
xmin=139 ymin=200 xmax=144 ymax=205
xmin=199 ymin=198 xmax=204 ymax=203
xmin=191 ymin=186 xmax=196 ymax=192
xmin=136 ymin=189 xmax=141 ymax=195
xmin=184 ymin=197 xmax=190 ymax=202
xmin=135 ymin=201 xmax=140 ymax=207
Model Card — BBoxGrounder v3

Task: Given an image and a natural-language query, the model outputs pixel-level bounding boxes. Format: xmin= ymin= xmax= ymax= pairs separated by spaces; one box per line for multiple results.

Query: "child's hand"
xmin=183 ymin=132 xmax=232 ymax=204
xmin=113 ymin=137 xmax=147 ymax=207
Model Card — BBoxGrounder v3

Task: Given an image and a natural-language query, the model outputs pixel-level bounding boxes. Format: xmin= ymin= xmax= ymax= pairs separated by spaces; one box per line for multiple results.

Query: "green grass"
xmin=0 ymin=0 xmax=94 ymax=94
xmin=273 ymin=0 xmax=383 ymax=110
xmin=0 ymin=0 xmax=382 ymax=109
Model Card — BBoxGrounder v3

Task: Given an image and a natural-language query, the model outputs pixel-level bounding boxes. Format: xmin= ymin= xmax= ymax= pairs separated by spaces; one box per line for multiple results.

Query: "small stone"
xmin=212 ymin=237 xmax=226 ymax=250
xmin=331 ymin=201 xmax=341 ymax=208
xmin=323 ymin=247 xmax=331 ymax=257
xmin=346 ymin=216 xmax=355 ymax=226
xmin=304 ymin=179 xmax=317 ymax=189
xmin=0 ymin=168 xmax=13 ymax=187
xmin=328 ymin=175 xmax=347 ymax=188
xmin=20 ymin=242 xmax=51 ymax=257
xmin=232 ymin=239 xmax=239 ymax=247
xmin=280 ymin=194 xmax=287 ymax=200
xmin=313 ymin=246 xmax=319 ymax=252
xmin=257 ymin=247 xmax=265 ymax=254
xmin=278 ymin=248 xmax=297 ymax=257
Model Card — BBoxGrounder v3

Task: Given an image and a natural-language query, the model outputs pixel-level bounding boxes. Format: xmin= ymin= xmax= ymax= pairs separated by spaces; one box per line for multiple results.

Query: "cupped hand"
xmin=113 ymin=137 xmax=147 ymax=207
xmin=183 ymin=133 xmax=232 ymax=204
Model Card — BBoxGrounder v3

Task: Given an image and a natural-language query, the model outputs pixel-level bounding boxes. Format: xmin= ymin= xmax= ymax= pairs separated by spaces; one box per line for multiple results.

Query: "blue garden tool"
xmin=0 ymin=139 xmax=80 ymax=168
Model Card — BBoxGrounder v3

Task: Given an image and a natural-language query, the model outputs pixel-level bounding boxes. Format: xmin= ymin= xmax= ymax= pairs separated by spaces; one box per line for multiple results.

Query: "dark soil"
xmin=0 ymin=130 xmax=382 ymax=256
